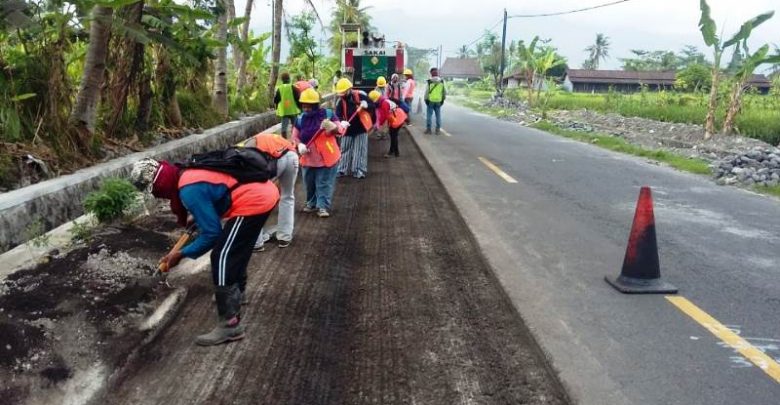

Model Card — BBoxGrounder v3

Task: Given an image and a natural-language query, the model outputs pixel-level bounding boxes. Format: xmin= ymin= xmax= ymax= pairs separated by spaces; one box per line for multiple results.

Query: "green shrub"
xmin=69 ymin=219 xmax=93 ymax=243
xmin=83 ymin=178 xmax=139 ymax=223
xmin=24 ymin=217 xmax=51 ymax=249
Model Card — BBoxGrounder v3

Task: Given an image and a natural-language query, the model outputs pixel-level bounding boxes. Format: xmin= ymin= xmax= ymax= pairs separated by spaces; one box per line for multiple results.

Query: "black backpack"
xmin=177 ymin=147 xmax=277 ymax=185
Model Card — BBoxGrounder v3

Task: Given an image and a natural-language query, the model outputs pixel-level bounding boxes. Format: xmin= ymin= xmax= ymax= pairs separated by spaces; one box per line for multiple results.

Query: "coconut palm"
xmin=328 ymin=0 xmax=373 ymax=57
xmin=583 ymin=33 xmax=610 ymax=70
xmin=457 ymin=45 xmax=473 ymax=59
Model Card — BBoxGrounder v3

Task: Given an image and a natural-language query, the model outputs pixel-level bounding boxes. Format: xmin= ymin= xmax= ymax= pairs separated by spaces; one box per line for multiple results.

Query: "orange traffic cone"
xmin=605 ymin=186 xmax=678 ymax=294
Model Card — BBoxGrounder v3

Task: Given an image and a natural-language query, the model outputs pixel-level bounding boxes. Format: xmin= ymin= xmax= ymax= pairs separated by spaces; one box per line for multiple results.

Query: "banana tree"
xmin=533 ymin=48 xmax=566 ymax=104
xmin=516 ymin=37 xmax=539 ymax=105
xmin=722 ymin=45 xmax=780 ymax=134
xmin=698 ymin=0 xmax=773 ymax=138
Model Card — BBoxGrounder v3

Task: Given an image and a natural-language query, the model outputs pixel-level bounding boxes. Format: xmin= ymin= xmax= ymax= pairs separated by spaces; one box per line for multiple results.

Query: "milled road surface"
xmin=103 ymin=134 xmax=568 ymax=404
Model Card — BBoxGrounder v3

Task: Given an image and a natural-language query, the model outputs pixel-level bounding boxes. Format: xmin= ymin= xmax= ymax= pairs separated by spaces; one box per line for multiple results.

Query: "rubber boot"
xmin=195 ymin=317 xmax=245 ymax=346
xmin=197 ymin=285 xmax=244 ymax=346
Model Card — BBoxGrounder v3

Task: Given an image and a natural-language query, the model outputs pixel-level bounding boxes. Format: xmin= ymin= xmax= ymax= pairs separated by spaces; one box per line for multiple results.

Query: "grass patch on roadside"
xmin=531 ymin=120 xmax=712 ymax=175
xmin=755 ymin=185 xmax=780 ymax=197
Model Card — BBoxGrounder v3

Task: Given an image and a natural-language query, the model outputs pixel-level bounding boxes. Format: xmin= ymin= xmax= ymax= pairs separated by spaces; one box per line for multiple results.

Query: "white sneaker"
xmin=317 ymin=209 xmax=330 ymax=218
xmin=302 ymin=205 xmax=316 ymax=213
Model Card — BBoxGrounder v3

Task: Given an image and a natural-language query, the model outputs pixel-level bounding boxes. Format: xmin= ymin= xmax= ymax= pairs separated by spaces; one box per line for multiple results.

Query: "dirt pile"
xmin=0 ymin=218 xmax=177 ymax=403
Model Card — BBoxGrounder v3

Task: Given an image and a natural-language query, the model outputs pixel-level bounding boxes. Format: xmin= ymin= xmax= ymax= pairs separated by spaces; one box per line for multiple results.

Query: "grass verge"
xmin=755 ymin=185 xmax=780 ymax=197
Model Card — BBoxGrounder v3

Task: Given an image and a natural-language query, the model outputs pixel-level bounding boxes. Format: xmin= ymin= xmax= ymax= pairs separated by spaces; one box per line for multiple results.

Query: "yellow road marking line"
xmin=440 ymin=129 xmax=452 ymax=137
xmin=666 ymin=296 xmax=780 ymax=384
xmin=478 ymin=157 xmax=518 ymax=184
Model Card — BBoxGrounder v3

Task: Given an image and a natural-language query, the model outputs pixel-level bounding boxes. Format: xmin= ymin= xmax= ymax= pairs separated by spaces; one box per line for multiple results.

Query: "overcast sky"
xmin=235 ymin=0 xmax=780 ymax=71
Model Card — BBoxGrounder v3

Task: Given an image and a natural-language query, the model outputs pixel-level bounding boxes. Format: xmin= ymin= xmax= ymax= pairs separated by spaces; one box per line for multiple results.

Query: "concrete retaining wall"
xmin=0 ymin=112 xmax=278 ymax=253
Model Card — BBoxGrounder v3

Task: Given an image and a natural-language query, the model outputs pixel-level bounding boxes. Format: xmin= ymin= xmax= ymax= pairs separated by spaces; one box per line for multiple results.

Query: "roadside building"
xmin=562 ymin=69 xmax=773 ymax=94
xmin=439 ymin=57 xmax=483 ymax=82
xmin=501 ymin=70 xmax=547 ymax=91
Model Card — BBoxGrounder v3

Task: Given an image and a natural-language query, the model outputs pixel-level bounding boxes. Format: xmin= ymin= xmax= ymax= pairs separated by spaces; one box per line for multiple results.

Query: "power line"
xmin=463 ymin=17 xmax=504 ymax=48
xmin=508 ymin=0 xmax=633 ymax=18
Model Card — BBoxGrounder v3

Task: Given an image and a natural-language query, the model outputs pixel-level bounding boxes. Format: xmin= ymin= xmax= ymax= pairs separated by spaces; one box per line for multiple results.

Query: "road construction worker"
xmin=274 ymin=72 xmax=301 ymax=139
xmin=292 ymin=88 xmax=346 ymax=218
xmin=369 ymin=90 xmax=406 ymax=158
xmin=294 ymin=75 xmax=312 ymax=93
xmin=333 ymin=78 xmax=372 ymax=179
xmin=130 ymin=158 xmax=279 ymax=346
xmin=375 ymin=76 xmax=387 ymax=95
xmin=242 ymin=133 xmax=298 ymax=249
xmin=424 ymin=67 xmax=446 ymax=135
xmin=402 ymin=68 xmax=415 ymax=124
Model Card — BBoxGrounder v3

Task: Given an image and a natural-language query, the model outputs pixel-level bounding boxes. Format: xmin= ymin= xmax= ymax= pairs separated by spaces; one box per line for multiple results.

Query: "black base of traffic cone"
xmin=606 ymin=186 xmax=677 ymax=294
xmin=604 ymin=275 xmax=677 ymax=294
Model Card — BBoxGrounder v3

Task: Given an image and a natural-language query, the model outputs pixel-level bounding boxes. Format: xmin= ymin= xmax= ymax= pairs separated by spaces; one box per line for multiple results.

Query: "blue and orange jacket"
xmin=178 ymin=169 xmax=279 ymax=258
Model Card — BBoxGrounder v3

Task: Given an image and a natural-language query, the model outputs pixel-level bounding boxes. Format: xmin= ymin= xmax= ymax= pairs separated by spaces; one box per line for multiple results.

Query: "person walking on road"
xmin=369 ymin=90 xmax=406 ymax=158
xmin=402 ymin=68 xmax=415 ymax=124
xmin=242 ymin=133 xmax=299 ymax=250
xmin=130 ymin=158 xmax=279 ymax=346
xmin=424 ymin=67 xmax=446 ymax=135
xmin=334 ymin=78 xmax=372 ymax=179
xmin=293 ymin=88 xmax=346 ymax=218
xmin=274 ymin=72 xmax=301 ymax=139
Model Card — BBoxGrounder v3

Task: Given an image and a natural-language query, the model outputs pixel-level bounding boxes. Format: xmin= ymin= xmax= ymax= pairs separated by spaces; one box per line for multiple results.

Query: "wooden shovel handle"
xmin=158 ymin=232 xmax=191 ymax=273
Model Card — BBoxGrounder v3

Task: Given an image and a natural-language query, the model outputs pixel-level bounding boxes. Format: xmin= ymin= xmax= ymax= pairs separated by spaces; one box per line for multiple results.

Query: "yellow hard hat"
xmin=335 ymin=78 xmax=353 ymax=94
xmin=376 ymin=76 xmax=387 ymax=87
xmin=299 ymin=88 xmax=320 ymax=104
xmin=403 ymin=68 xmax=413 ymax=75
xmin=368 ymin=90 xmax=381 ymax=102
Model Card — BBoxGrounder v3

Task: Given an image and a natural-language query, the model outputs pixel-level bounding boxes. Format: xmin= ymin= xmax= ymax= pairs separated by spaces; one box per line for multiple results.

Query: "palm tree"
xmin=268 ymin=0 xmax=322 ymax=104
xmin=457 ymin=45 xmax=472 ymax=59
xmin=583 ymin=33 xmax=610 ymax=70
xmin=214 ymin=1 xmax=228 ymax=117
xmin=68 ymin=5 xmax=114 ymax=152
xmin=328 ymin=0 xmax=373 ymax=57
xmin=235 ymin=0 xmax=255 ymax=91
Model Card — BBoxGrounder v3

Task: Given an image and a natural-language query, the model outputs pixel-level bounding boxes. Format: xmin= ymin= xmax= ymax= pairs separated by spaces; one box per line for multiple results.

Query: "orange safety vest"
xmin=254 ymin=133 xmax=295 ymax=158
xmin=178 ymin=169 xmax=279 ymax=218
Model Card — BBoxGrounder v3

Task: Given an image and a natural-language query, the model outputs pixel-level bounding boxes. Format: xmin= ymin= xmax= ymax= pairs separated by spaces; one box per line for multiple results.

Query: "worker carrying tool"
xmin=130 ymin=156 xmax=279 ymax=346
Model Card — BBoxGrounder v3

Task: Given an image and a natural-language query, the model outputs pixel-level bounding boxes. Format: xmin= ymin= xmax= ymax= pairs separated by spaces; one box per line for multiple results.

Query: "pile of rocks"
xmin=713 ymin=148 xmax=780 ymax=187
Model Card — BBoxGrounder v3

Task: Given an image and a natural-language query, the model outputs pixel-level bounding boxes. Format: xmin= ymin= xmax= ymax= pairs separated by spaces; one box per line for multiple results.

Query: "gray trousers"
xmin=337 ymin=133 xmax=368 ymax=178
xmin=256 ymin=152 xmax=299 ymax=247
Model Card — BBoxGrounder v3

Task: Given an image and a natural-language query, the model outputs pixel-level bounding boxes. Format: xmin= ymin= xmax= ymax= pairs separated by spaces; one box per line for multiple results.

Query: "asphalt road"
xmin=409 ymin=100 xmax=780 ymax=405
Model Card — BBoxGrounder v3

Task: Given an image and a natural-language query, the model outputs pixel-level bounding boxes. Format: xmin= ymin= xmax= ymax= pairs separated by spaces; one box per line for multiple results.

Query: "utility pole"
xmin=498 ymin=8 xmax=508 ymax=96
xmin=438 ymin=44 xmax=443 ymax=68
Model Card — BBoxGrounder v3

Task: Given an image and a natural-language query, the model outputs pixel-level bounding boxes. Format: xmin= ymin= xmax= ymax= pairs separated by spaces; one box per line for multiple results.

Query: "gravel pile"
xmin=712 ymin=148 xmax=780 ymax=187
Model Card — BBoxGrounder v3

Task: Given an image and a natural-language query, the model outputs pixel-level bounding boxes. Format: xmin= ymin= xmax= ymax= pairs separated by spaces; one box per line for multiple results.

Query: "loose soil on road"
xmin=0 ymin=213 xmax=181 ymax=404
xmin=104 ymin=131 xmax=569 ymax=405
